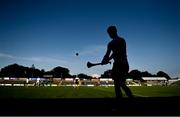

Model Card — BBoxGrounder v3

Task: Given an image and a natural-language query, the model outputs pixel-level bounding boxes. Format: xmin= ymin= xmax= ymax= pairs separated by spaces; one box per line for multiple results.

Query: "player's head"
xmin=107 ymin=25 xmax=118 ymax=39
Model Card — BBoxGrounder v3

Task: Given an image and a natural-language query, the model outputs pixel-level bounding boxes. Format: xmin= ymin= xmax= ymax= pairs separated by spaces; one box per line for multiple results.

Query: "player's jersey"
xmin=75 ymin=79 xmax=79 ymax=84
xmin=108 ymin=37 xmax=128 ymax=64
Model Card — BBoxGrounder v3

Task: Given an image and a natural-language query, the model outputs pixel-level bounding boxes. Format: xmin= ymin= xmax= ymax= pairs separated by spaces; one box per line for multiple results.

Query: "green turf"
xmin=0 ymin=86 xmax=180 ymax=98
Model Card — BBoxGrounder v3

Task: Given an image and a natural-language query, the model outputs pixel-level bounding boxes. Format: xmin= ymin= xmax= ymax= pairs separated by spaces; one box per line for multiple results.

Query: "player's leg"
xmin=120 ymin=76 xmax=133 ymax=98
xmin=112 ymin=64 xmax=123 ymax=98
xmin=113 ymin=78 xmax=123 ymax=98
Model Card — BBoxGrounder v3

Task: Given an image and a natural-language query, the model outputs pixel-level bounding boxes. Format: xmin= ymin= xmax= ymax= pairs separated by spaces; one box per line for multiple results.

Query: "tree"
xmin=128 ymin=69 xmax=143 ymax=81
xmin=0 ymin=63 xmax=43 ymax=78
xmin=0 ymin=69 xmax=2 ymax=77
xmin=157 ymin=71 xmax=171 ymax=80
xmin=40 ymin=69 xmax=45 ymax=77
xmin=0 ymin=64 xmax=25 ymax=77
xmin=52 ymin=66 xmax=71 ymax=78
xmin=101 ymin=69 xmax=112 ymax=78
xmin=77 ymin=73 xmax=92 ymax=80
xmin=141 ymin=71 xmax=154 ymax=77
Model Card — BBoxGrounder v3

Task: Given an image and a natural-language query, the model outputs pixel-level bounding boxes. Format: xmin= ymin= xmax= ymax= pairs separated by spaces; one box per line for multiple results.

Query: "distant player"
xmin=105 ymin=80 xmax=109 ymax=88
xmin=26 ymin=78 xmax=29 ymax=87
xmin=74 ymin=77 xmax=80 ymax=89
xmin=36 ymin=77 xmax=40 ymax=87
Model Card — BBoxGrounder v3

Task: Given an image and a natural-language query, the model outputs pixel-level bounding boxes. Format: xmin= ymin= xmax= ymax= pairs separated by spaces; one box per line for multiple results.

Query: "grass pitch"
xmin=0 ymin=86 xmax=180 ymax=98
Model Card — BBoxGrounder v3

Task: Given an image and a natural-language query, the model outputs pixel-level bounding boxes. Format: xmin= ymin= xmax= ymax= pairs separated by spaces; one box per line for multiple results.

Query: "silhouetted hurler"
xmin=88 ymin=25 xmax=133 ymax=99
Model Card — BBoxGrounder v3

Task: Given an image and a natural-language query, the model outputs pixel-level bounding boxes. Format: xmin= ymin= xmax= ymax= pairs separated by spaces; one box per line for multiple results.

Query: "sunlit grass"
xmin=0 ymin=86 xmax=180 ymax=98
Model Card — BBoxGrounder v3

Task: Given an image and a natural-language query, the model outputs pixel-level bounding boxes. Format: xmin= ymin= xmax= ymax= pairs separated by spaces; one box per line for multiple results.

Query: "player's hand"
xmin=101 ymin=59 xmax=109 ymax=65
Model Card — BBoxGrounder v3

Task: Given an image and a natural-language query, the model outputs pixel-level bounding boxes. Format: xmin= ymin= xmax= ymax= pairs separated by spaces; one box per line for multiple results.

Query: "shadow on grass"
xmin=0 ymin=97 xmax=180 ymax=116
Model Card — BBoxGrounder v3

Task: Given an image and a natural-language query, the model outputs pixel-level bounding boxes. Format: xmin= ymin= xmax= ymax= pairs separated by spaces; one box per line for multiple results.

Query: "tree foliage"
xmin=157 ymin=71 xmax=171 ymax=80
xmin=0 ymin=63 xmax=71 ymax=78
xmin=52 ymin=66 xmax=71 ymax=78
xmin=100 ymin=69 xmax=171 ymax=81
xmin=0 ymin=63 xmax=172 ymax=80
xmin=101 ymin=69 xmax=112 ymax=78
xmin=0 ymin=64 xmax=41 ymax=77
xmin=77 ymin=73 xmax=92 ymax=80
xmin=128 ymin=69 xmax=143 ymax=81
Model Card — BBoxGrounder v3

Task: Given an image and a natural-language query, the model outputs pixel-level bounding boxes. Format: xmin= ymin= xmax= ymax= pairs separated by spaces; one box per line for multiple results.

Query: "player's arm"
xmin=101 ymin=43 xmax=111 ymax=65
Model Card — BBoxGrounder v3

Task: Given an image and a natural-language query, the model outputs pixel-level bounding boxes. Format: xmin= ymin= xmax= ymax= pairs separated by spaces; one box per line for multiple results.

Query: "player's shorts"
xmin=112 ymin=62 xmax=129 ymax=80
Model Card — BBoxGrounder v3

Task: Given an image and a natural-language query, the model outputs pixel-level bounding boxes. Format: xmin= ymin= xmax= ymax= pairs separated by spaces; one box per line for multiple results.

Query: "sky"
xmin=0 ymin=0 xmax=179 ymax=77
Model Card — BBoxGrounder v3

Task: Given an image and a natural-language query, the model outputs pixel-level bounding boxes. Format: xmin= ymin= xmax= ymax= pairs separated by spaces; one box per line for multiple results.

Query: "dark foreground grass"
xmin=130 ymin=86 xmax=180 ymax=97
xmin=0 ymin=86 xmax=180 ymax=98
xmin=0 ymin=97 xmax=180 ymax=116
xmin=0 ymin=86 xmax=180 ymax=115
